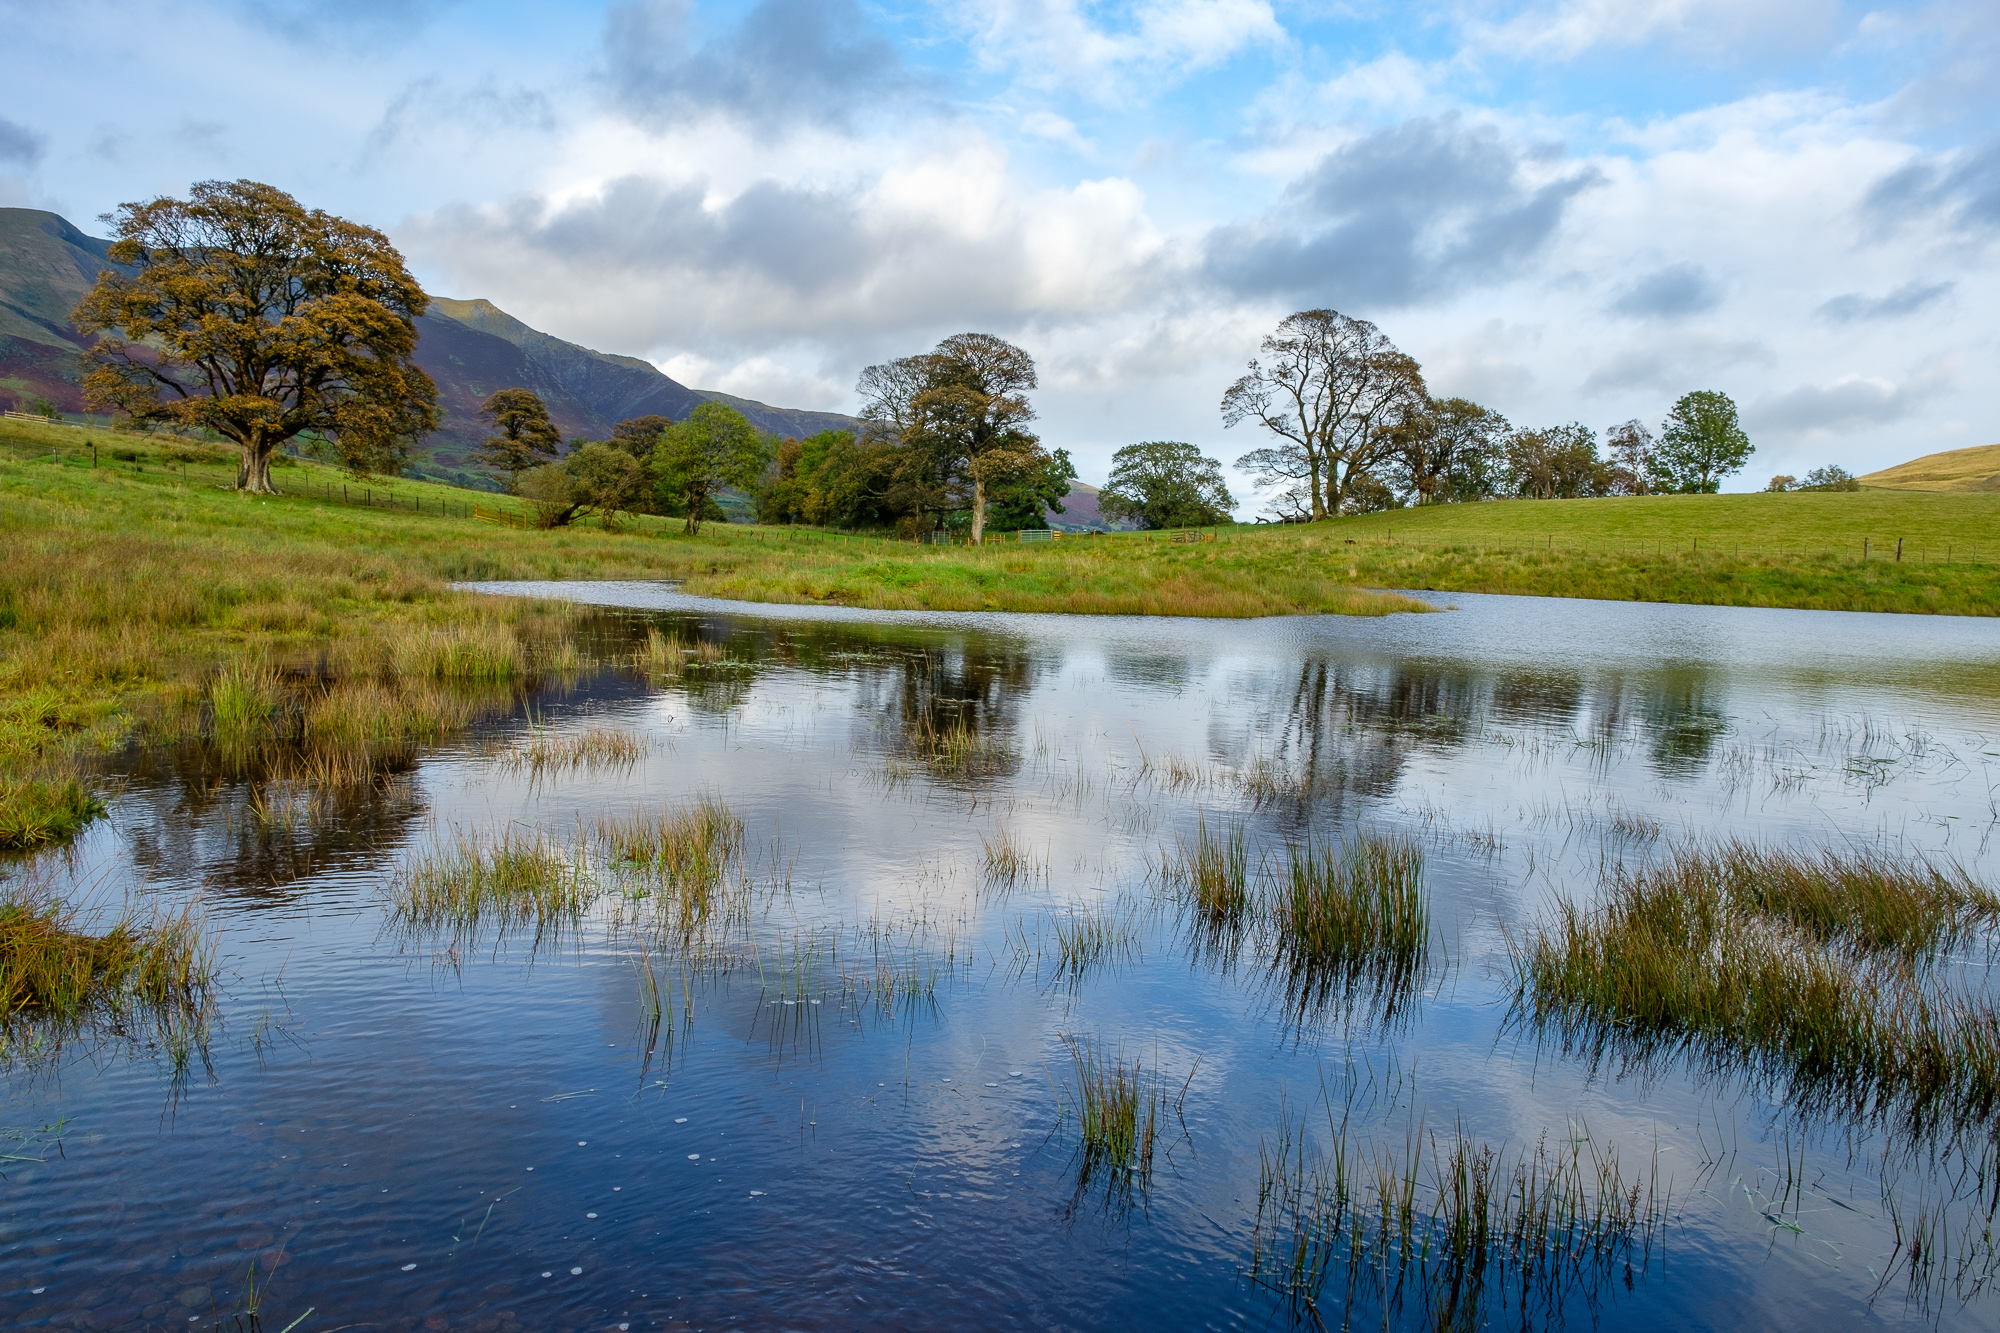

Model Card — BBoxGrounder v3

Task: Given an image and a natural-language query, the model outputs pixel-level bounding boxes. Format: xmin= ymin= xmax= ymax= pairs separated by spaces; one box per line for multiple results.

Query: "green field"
xmin=4 ymin=413 xmax=1997 ymax=849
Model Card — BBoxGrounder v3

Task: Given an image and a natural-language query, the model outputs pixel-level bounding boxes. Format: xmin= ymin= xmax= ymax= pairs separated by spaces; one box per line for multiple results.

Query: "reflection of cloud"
xmin=602 ymin=0 xmax=913 ymax=135
xmin=1609 ymin=262 xmax=1720 ymax=319
xmin=1814 ymin=280 xmax=1954 ymax=323
xmin=1203 ymin=116 xmax=1599 ymax=308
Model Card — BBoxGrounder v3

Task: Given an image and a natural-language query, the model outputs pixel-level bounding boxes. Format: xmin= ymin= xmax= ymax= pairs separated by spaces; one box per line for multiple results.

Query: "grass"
xmin=0 ymin=879 xmax=217 ymax=1062
xmin=1250 ymin=1110 xmax=1666 ymax=1327
xmin=496 ymin=725 xmax=647 ymax=777
xmin=0 ymin=776 xmax=105 ymax=851
xmin=1861 ymin=441 xmax=2000 ymax=492
xmin=1161 ymin=815 xmax=1252 ymax=923
xmin=979 ymin=826 xmax=1043 ymax=888
xmin=596 ymin=795 xmax=746 ymax=931
xmin=1511 ymin=842 xmax=2000 ymax=1134
xmin=387 ymin=828 xmax=594 ymax=945
xmin=1275 ymin=833 xmax=1432 ymax=1019
xmin=1059 ymin=1036 xmax=1187 ymax=1212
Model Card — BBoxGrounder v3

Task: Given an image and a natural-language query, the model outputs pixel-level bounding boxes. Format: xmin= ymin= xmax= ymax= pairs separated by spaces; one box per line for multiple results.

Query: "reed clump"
xmin=1161 ymin=815 xmax=1251 ymax=923
xmin=1511 ymin=842 xmax=2000 ymax=1131
xmin=388 ymin=623 xmax=526 ymax=683
xmin=597 ymin=795 xmax=745 ymax=926
xmin=0 ymin=882 xmax=216 ymax=1057
xmin=1060 ymin=1037 xmax=1185 ymax=1211
xmin=1274 ymin=833 xmax=1431 ymax=1016
xmin=1250 ymin=1114 xmax=1665 ymax=1327
xmin=388 ymin=828 xmax=594 ymax=942
xmin=498 ymin=726 xmax=647 ymax=776
xmin=979 ymin=827 xmax=1043 ymax=888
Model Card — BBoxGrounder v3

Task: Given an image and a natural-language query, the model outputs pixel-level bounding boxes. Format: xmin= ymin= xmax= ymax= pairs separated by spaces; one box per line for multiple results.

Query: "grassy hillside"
xmin=1860 ymin=442 xmax=2000 ymax=493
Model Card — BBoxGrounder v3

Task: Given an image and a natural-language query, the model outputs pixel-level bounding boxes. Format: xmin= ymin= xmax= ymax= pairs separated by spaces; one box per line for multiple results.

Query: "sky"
xmin=2 ymin=0 xmax=1996 ymax=502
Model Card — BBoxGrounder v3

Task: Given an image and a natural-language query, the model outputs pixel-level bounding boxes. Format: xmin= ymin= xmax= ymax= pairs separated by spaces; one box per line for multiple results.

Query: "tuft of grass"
xmin=979 ymin=826 xmax=1043 ymax=889
xmin=596 ymin=795 xmax=745 ymax=928
xmin=497 ymin=725 xmax=647 ymax=777
xmin=1161 ymin=814 xmax=1251 ymax=923
xmin=208 ymin=663 xmax=280 ymax=741
xmin=1274 ymin=832 xmax=1431 ymax=1018
xmin=388 ymin=828 xmax=594 ymax=943
xmin=1059 ymin=1036 xmax=1187 ymax=1212
xmin=389 ymin=624 xmax=525 ymax=683
xmin=0 ymin=777 xmax=106 ymax=851
xmin=1511 ymin=841 xmax=2000 ymax=1133
xmin=637 ymin=626 xmax=685 ymax=677
xmin=1251 ymin=1111 xmax=1665 ymax=1327
xmin=0 ymin=881 xmax=216 ymax=1059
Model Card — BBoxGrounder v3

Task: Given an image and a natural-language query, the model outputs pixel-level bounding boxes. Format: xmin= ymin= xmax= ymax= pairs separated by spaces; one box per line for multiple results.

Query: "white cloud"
xmin=956 ymin=0 xmax=1287 ymax=96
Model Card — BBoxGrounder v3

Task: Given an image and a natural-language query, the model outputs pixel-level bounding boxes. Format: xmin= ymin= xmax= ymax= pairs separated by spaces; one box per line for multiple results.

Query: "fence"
xmin=1352 ymin=532 xmax=1995 ymax=566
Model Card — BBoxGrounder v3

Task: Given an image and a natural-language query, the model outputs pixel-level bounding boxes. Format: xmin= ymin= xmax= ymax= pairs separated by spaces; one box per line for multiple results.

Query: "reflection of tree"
xmin=860 ymin=644 xmax=1032 ymax=783
xmin=117 ymin=742 xmax=430 ymax=898
xmin=1639 ymin=671 xmax=1730 ymax=775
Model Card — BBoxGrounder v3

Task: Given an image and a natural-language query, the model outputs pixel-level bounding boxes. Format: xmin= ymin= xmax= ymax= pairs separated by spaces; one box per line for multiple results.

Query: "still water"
xmin=6 ymin=587 xmax=2000 ymax=1332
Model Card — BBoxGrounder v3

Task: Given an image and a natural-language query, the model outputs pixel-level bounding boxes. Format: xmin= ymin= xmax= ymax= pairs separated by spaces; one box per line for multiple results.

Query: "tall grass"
xmin=389 ymin=624 xmax=525 ymax=683
xmin=1250 ymin=1111 xmax=1665 ymax=1327
xmin=1059 ymin=1037 xmax=1188 ymax=1212
xmin=596 ymin=795 xmax=745 ymax=931
xmin=979 ymin=826 xmax=1043 ymax=889
xmin=1511 ymin=842 xmax=2000 ymax=1134
xmin=0 ymin=881 xmax=217 ymax=1061
xmin=387 ymin=828 xmax=594 ymax=945
xmin=497 ymin=726 xmax=647 ymax=776
xmin=0 ymin=776 xmax=105 ymax=851
xmin=1274 ymin=833 xmax=1431 ymax=1021
xmin=1160 ymin=815 xmax=1251 ymax=922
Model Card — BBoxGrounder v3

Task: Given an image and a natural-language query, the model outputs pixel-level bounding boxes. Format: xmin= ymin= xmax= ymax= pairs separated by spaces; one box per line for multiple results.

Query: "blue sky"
xmin=3 ymin=0 xmax=1995 ymax=500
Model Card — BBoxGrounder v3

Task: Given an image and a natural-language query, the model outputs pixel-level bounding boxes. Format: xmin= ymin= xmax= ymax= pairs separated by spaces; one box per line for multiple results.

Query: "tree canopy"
xmin=1648 ymin=390 xmax=1752 ymax=494
xmin=1223 ymin=309 xmax=1425 ymax=521
xmin=476 ymin=388 xmax=563 ymax=491
xmin=1099 ymin=441 xmax=1235 ymax=529
xmin=655 ymin=402 xmax=768 ymax=534
xmin=72 ymin=179 xmax=438 ymax=494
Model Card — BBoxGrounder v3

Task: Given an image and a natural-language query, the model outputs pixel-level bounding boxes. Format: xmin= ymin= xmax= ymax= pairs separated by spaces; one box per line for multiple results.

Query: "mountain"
xmin=0 ymin=207 xmax=859 ymax=486
xmin=1859 ymin=443 xmax=2000 ymax=493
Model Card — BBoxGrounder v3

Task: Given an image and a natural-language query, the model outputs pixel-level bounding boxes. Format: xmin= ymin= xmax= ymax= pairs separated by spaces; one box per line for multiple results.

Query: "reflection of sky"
xmin=11 ymin=590 xmax=2000 ymax=1330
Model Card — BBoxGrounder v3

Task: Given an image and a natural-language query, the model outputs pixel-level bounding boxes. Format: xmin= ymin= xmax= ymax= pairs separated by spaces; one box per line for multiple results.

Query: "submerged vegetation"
xmin=1512 ymin=842 xmax=2000 ymax=1134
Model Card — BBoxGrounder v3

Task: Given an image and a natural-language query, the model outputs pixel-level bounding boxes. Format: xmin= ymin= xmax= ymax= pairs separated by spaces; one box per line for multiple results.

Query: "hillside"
xmin=1859 ymin=442 xmax=2000 ymax=493
xmin=0 ymin=207 xmax=860 ymax=487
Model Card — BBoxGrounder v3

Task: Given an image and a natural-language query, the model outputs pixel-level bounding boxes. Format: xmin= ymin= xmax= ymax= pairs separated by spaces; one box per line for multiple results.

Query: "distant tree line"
xmin=1217 ymin=308 xmax=1834 ymax=518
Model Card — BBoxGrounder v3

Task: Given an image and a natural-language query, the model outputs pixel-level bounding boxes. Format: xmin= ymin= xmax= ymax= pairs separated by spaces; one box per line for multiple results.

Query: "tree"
xmin=655 ymin=402 xmax=768 ymax=534
xmin=1222 ymin=309 xmax=1425 ymax=521
xmin=1765 ymin=475 xmax=1798 ymax=492
xmin=1800 ymin=464 xmax=1862 ymax=492
xmin=1505 ymin=423 xmax=1609 ymax=499
xmin=517 ymin=443 xmax=646 ymax=529
xmin=71 ymin=179 xmax=437 ymax=494
xmin=609 ymin=415 xmax=673 ymax=458
xmin=1099 ymin=441 xmax=1235 ymax=529
xmin=985 ymin=447 xmax=1078 ymax=531
xmin=1604 ymin=420 xmax=1654 ymax=495
xmin=1386 ymin=397 xmax=1509 ymax=504
xmin=1647 ymin=390 xmax=1752 ymax=494
xmin=857 ymin=333 xmax=1044 ymax=544
xmin=475 ymin=388 xmax=563 ymax=491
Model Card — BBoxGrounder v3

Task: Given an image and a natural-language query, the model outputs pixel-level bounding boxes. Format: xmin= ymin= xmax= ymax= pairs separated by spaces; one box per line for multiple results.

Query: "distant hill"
xmin=1860 ymin=443 xmax=2000 ymax=493
xmin=0 ymin=207 xmax=860 ymax=488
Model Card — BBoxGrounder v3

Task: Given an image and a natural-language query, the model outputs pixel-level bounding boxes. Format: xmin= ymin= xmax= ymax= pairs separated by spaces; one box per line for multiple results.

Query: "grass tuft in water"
xmin=388 ymin=828 xmax=594 ymax=944
xmin=0 ymin=776 xmax=106 ymax=851
xmin=1161 ymin=814 xmax=1251 ymax=923
xmin=0 ymin=881 xmax=217 ymax=1060
xmin=497 ymin=725 xmax=647 ymax=776
xmin=1274 ymin=833 xmax=1431 ymax=1019
xmin=390 ymin=624 xmax=525 ymax=683
xmin=980 ymin=827 xmax=1043 ymax=889
xmin=597 ymin=795 xmax=745 ymax=927
xmin=1511 ymin=841 xmax=2000 ymax=1133
xmin=1059 ymin=1036 xmax=1187 ymax=1213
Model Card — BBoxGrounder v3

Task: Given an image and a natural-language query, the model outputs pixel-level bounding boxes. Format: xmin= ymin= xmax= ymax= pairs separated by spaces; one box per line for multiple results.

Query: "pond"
xmin=6 ymin=586 xmax=2000 ymax=1332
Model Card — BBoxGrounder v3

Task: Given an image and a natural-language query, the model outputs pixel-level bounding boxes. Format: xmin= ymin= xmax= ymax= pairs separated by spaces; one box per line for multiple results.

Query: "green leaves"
xmin=1648 ymin=389 xmax=1753 ymax=494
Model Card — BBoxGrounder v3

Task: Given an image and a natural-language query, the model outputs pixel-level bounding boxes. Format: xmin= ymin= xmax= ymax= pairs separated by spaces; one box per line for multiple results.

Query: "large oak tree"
xmin=72 ymin=180 xmax=438 ymax=494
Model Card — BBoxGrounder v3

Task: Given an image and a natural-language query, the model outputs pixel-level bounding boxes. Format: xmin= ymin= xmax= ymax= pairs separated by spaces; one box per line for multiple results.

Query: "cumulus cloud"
xmin=1814 ymin=280 xmax=1954 ymax=323
xmin=0 ymin=116 xmax=47 ymax=166
xmin=1609 ymin=262 xmax=1721 ymax=318
xmin=1203 ymin=116 xmax=1599 ymax=307
xmin=363 ymin=78 xmax=557 ymax=158
xmin=1864 ymin=133 xmax=2000 ymax=238
xmin=957 ymin=0 xmax=1286 ymax=96
xmin=1469 ymin=0 xmax=1843 ymax=61
xmin=602 ymin=0 xmax=913 ymax=135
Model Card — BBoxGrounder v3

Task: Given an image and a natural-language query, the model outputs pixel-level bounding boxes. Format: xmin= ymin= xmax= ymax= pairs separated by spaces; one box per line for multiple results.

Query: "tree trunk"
xmin=237 ymin=435 xmax=278 ymax=494
xmin=1308 ymin=453 xmax=1326 ymax=521
xmin=971 ymin=476 xmax=987 ymax=545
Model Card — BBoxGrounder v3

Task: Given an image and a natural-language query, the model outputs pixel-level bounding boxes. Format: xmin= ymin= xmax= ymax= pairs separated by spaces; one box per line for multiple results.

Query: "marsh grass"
xmin=387 ymin=828 xmax=594 ymax=946
xmin=0 ymin=880 xmax=217 ymax=1062
xmin=497 ymin=725 xmax=647 ymax=777
xmin=1274 ymin=833 xmax=1432 ymax=1024
xmin=1059 ymin=1036 xmax=1189 ymax=1214
xmin=636 ymin=626 xmax=686 ymax=678
xmin=1160 ymin=815 xmax=1252 ymax=923
xmin=980 ymin=826 xmax=1044 ymax=889
xmin=1250 ymin=1109 xmax=1666 ymax=1328
xmin=1511 ymin=842 xmax=2000 ymax=1134
xmin=921 ymin=716 xmax=1014 ymax=779
xmin=597 ymin=795 xmax=746 ymax=934
xmin=0 ymin=776 xmax=106 ymax=851
xmin=390 ymin=624 xmax=525 ymax=683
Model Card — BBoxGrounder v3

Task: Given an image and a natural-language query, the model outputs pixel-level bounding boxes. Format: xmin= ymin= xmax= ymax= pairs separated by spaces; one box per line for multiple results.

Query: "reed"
xmin=1511 ymin=842 xmax=2000 ymax=1132
xmin=1161 ymin=815 xmax=1251 ymax=922
xmin=497 ymin=726 xmax=647 ymax=776
xmin=1274 ymin=833 xmax=1431 ymax=1017
xmin=1060 ymin=1036 xmax=1180 ymax=1209
xmin=1250 ymin=1113 xmax=1665 ymax=1326
xmin=637 ymin=626 xmax=685 ymax=677
xmin=208 ymin=663 xmax=280 ymax=741
xmin=1047 ymin=903 xmax=1135 ymax=980
xmin=979 ymin=826 xmax=1043 ymax=888
xmin=388 ymin=623 xmax=525 ymax=683
xmin=387 ymin=828 xmax=594 ymax=942
xmin=0 ymin=881 xmax=217 ymax=1057
xmin=597 ymin=795 xmax=745 ymax=926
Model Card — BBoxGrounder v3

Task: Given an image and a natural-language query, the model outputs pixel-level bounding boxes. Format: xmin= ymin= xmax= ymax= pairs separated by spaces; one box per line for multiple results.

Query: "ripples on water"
xmin=6 ymin=585 xmax=2000 ymax=1331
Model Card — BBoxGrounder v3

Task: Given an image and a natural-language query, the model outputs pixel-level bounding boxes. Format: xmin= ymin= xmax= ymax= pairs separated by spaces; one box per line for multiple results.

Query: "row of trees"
xmin=1220 ymin=309 xmax=1758 ymax=518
